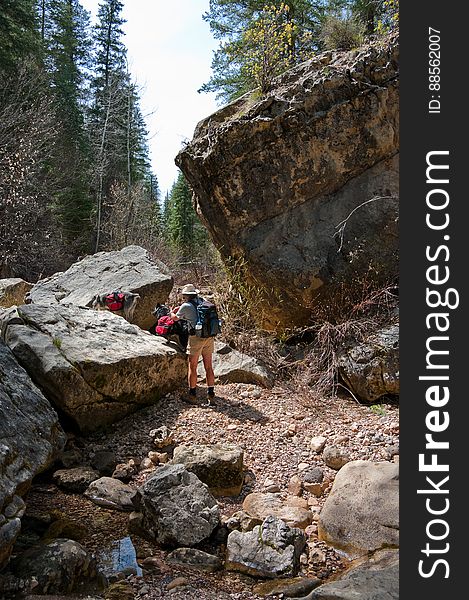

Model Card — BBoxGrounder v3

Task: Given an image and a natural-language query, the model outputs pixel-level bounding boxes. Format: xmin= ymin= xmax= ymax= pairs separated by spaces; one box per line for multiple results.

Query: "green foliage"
xmin=319 ymin=13 xmax=365 ymax=50
xmin=88 ymin=0 xmax=154 ymax=251
xmin=0 ymin=0 xmax=161 ymax=278
xmin=165 ymin=172 xmax=209 ymax=258
xmin=43 ymin=0 xmax=93 ymax=246
xmin=375 ymin=0 xmax=399 ymax=34
xmin=370 ymin=403 xmax=387 ymax=415
xmin=201 ymin=1 xmax=396 ymax=103
xmin=0 ymin=0 xmax=40 ymax=74
xmin=241 ymin=3 xmax=297 ymax=94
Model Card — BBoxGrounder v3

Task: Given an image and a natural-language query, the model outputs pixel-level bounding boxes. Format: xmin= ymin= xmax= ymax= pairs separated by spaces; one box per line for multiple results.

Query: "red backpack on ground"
xmin=104 ymin=291 xmax=126 ymax=311
xmin=155 ymin=315 xmax=175 ymax=336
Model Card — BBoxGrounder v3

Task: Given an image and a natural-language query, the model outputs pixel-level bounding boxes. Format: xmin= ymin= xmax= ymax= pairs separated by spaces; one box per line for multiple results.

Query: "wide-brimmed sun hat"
xmin=180 ymin=283 xmax=199 ymax=295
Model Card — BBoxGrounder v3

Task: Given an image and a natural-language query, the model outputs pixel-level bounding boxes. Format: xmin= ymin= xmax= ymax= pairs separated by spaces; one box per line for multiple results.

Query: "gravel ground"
xmin=21 ymin=382 xmax=399 ymax=600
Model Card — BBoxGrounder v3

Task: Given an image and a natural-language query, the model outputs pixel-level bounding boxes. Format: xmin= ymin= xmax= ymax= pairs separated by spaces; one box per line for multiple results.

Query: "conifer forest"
xmin=0 ymin=1 xmax=398 ymax=282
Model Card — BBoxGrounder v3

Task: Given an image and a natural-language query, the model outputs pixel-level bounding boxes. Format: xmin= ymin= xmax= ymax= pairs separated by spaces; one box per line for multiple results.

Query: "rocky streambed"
xmin=1 ymin=381 xmax=399 ymax=600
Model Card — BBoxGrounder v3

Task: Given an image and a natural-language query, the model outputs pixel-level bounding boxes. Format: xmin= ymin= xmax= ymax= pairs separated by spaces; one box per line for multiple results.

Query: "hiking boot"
xmin=184 ymin=389 xmax=198 ymax=404
xmin=203 ymin=390 xmax=216 ymax=407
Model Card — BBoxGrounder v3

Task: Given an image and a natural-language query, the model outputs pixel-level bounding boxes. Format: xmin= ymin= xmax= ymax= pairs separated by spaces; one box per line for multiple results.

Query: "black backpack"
xmin=191 ymin=298 xmax=221 ymax=338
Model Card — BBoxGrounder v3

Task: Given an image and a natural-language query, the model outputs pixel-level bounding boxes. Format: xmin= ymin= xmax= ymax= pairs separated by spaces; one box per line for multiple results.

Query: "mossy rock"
xmin=44 ymin=517 xmax=88 ymax=542
xmin=104 ymin=580 xmax=134 ymax=600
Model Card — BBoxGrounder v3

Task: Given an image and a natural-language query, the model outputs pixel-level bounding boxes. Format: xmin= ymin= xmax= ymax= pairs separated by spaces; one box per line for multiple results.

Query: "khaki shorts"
xmin=187 ymin=335 xmax=215 ymax=357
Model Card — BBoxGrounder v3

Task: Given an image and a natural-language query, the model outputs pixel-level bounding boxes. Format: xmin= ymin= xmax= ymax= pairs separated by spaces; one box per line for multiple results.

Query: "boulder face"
xmin=338 ymin=323 xmax=399 ymax=402
xmin=25 ymin=245 xmax=173 ymax=331
xmin=1 ymin=304 xmax=187 ymax=433
xmin=318 ymin=460 xmax=399 ymax=559
xmin=0 ymin=278 xmax=33 ymax=308
xmin=198 ymin=342 xmax=274 ymax=388
xmin=134 ymin=464 xmax=220 ymax=547
xmin=0 ymin=340 xmax=66 ymax=570
xmin=176 ymin=35 xmax=399 ymax=331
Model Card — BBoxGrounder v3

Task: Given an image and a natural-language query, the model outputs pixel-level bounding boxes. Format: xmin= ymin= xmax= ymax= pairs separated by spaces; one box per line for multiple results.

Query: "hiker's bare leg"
xmin=202 ymin=352 xmax=215 ymax=387
xmin=188 ymin=354 xmax=199 ymax=389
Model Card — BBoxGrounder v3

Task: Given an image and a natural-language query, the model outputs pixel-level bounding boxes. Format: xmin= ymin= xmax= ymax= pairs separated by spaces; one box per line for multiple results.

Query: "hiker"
xmin=170 ymin=283 xmax=216 ymax=405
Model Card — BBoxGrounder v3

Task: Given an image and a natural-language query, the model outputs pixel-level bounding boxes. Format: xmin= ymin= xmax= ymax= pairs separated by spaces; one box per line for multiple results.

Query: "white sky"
xmin=80 ymin=0 xmax=219 ymax=197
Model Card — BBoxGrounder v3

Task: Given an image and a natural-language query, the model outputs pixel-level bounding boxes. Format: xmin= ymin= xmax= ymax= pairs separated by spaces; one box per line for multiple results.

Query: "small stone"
xmin=302 ymin=467 xmax=324 ymax=484
xmin=156 ymin=452 xmax=169 ymax=463
xmin=303 ymin=482 xmax=323 ymax=496
xmin=166 ymin=576 xmax=189 ymax=591
xmin=310 ymin=436 xmax=327 ymax=453
xmin=335 ymin=435 xmax=349 ymax=444
xmin=263 ymin=478 xmax=280 ymax=493
xmin=322 ymin=446 xmax=350 ymax=470
xmin=149 ymin=426 xmax=173 ymax=449
xmin=148 ymin=451 xmax=160 ymax=464
xmin=309 ymin=548 xmax=326 ymax=564
xmin=297 ymin=462 xmax=310 ymax=471
xmin=305 ymin=523 xmax=318 ymax=536
xmin=288 ymin=475 xmax=303 ymax=496
xmin=139 ymin=458 xmax=154 ymax=471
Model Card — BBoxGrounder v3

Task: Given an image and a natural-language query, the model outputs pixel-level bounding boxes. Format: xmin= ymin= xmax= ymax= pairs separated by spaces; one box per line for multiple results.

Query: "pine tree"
xmin=200 ymin=1 xmax=366 ymax=103
xmin=44 ymin=0 xmax=93 ymax=246
xmin=89 ymin=0 xmax=152 ymax=251
xmin=0 ymin=0 xmax=41 ymax=73
xmin=166 ymin=172 xmax=208 ymax=258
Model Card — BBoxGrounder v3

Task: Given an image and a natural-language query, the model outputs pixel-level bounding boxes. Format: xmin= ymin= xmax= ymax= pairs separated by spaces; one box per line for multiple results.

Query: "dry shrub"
xmin=319 ymin=15 xmax=366 ymax=51
xmin=288 ymin=277 xmax=399 ymax=404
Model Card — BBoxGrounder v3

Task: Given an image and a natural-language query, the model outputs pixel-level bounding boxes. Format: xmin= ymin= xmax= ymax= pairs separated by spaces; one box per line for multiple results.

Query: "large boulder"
xmin=300 ymin=550 xmax=399 ymax=600
xmin=0 ymin=340 xmax=65 ymax=570
xmin=338 ymin=323 xmax=399 ymax=402
xmin=25 ymin=245 xmax=173 ymax=330
xmin=133 ymin=464 xmax=220 ymax=547
xmin=0 ymin=278 xmax=33 ymax=308
xmin=171 ymin=444 xmax=244 ymax=497
xmin=226 ymin=515 xmax=306 ymax=578
xmin=1 ymin=304 xmax=187 ymax=433
xmin=10 ymin=538 xmax=101 ymax=594
xmin=176 ymin=35 xmax=399 ymax=331
xmin=318 ymin=461 xmax=399 ymax=559
xmin=198 ymin=342 xmax=273 ymax=387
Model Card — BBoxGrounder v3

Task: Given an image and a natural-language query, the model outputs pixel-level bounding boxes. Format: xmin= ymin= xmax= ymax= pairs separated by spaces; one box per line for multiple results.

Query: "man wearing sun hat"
xmin=171 ymin=283 xmax=215 ymax=405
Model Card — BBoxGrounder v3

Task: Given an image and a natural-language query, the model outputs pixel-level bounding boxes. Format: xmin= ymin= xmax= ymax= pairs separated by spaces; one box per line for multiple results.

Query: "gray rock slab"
xmin=166 ymin=548 xmax=222 ymax=572
xmin=226 ymin=515 xmax=306 ymax=578
xmin=198 ymin=342 xmax=273 ymax=387
xmin=1 ymin=303 xmax=187 ymax=432
xmin=84 ymin=477 xmax=136 ymax=511
xmin=0 ymin=340 xmax=65 ymax=570
xmin=25 ymin=245 xmax=173 ymax=330
xmin=299 ymin=550 xmax=399 ymax=600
